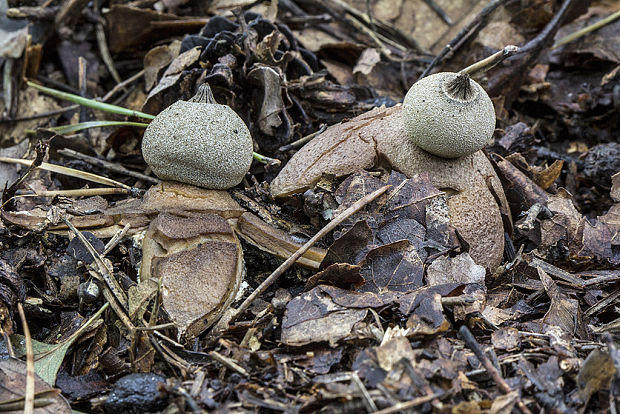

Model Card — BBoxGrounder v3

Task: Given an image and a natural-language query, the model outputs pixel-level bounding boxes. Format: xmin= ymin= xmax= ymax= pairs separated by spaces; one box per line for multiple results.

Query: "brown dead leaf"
xmin=144 ymin=43 xmax=180 ymax=92
xmin=281 ymin=286 xmax=370 ymax=346
xmin=305 ymin=263 xmax=364 ymax=291
xmin=374 ymin=336 xmax=418 ymax=372
xmin=358 ymin=240 xmax=424 ymax=294
xmin=104 ymin=5 xmax=180 ymax=54
xmin=538 ymin=267 xmax=582 ymax=337
xmin=612 ymin=172 xmax=620 ymax=202
xmin=142 ymin=46 xmax=202 ymax=114
xmin=0 ymin=358 xmax=72 ymax=413
xmin=248 ymin=65 xmax=286 ymax=136
xmin=488 ymin=391 xmax=519 ymax=414
xmin=405 ymin=291 xmax=450 ymax=335
xmin=322 ymin=219 xmax=373 ymax=268
xmin=491 ymin=327 xmax=521 ymax=351
xmin=540 ymin=190 xmax=586 ymax=256
xmin=532 ymin=160 xmax=564 ymax=190
xmin=477 ymin=21 xmax=525 ymax=50
xmin=554 ymin=5 xmax=620 ymax=63
xmin=352 ymin=48 xmax=381 ymax=75
xmin=0 ymin=88 xmax=61 ymax=144
xmin=577 ymin=348 xmax=615 ymax=402
xmin=426 ymin=253 xmax=486 ymax=286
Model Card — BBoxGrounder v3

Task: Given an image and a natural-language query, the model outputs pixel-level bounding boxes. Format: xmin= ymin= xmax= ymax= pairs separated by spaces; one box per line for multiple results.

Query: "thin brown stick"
xmin=63 ymin=217 xmax=135 ymax=333
xmin=58 ymin=148 xmax=159 ymax=184
xmin=459 ymin=326 xmax=533 ymax=414
xmin=223 ymin=185 xmax=390 ymax=327
xmin=17 ymin=303 xmax=35 ymax=414
xmin=373 ymin=392 xmax=445 ymax=414
xmin=460 ymin=45 xmax=519 ymax=76
xmin=102 ymin=70 xmax=145 ymax=102
xmin=419 ymin=0 xmax=509 ymax=79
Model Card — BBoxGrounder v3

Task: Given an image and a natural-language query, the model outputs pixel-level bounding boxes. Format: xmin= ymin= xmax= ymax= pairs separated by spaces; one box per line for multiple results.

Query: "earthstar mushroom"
xmin=142 ymin=84 xmax=254 ymax=189
xmin=402 ymin=72 xmax=495 ymax=159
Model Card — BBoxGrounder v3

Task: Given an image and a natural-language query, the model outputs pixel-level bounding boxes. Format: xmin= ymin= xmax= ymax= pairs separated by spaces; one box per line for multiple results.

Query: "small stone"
xmin=105 ymin=373 xmax=167 ymax=414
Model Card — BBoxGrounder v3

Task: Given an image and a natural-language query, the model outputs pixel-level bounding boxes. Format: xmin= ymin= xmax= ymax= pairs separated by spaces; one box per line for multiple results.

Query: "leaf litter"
xmin=0 ymin=0 xmax=619 ymax=412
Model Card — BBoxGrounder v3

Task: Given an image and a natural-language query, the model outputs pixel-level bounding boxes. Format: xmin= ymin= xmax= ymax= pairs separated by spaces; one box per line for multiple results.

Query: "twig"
xmin=518 ymin=0 xmax=582 ymax=55
xmin=17 ymin=303 xmax=35 ymax=414
xmin=58 ymin=148 xmax=159 ymax=184
xmin=460 ymin=45 xmax=519 ymax=76
xmin=552 ymin=9 xmax=620 ymax=49
xmin=516 ymin=203 xmax=552 ymax=232
xmin=209 ymin=351 xmax=249 ymax=377
xmin=0 ymin=157 xmax=133 ymax=189
xmin=373 ymin=392 xmax=445 ymax=414
xmin=278 ymin=124 xmax=327 ymax=151
xmin=31 ymin=187 xmax=132 ymax=197
xmin=102 ymin=70 xmax=145 ymax=102
xmin=103 ymin=223 xmax=131 ymax=255
xmin=95 ymin=20 xmax=122 ymax=85
xmin=0 ymin=105 xmax=79 ymax=123
xmin=423 ymin=0 xmax=452 ymax=25
xmin=173 ymin=387 xmax=202 ymax=414
xmin=219 ymin=185 xmax=390 ymax=328
xmin=352 ymin=371 xmax=377 ymax=412
xmin=459 ymin=326 xmax=533 ymax=414
xmin=63 ymin=217 xmax=135 ymax=332
xmin=419 ymin=0 xmax=509 ymax=79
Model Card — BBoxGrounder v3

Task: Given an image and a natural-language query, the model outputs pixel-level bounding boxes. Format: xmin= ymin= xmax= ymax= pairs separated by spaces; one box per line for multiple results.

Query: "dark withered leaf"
xmin=381 ymin=171 xmax=442 ymax=225
xmin=538 ymin=267 xmax=584 ymax=337
xmin=491 ymin=327 xmax=521 ymax=351
xmin=376 ymin=218 xmax=425 ymax=249
xmin=333 ymin=171 xmax=386 ymax=235
xmin=305 ymin=263 xmax=364 ymax=291
xmin=293 ymin=348 xmax=343 ymax=375
xmin=281 ymin=286 xmax=369 ymax=346
xmin=320 ymin=285 xmax=399 ymax=309
xmin=248 ymin=65 xmax=287 ymax=137
xmin=426 ymin=253 xmax=485 ymax=286
xmin=0 ymin=259 xmax=25 ymax=334
xmin=105 ymin=5 xmax=178 ymax=54
xmin=322 ymin=220 xmax=373 ymax=268
xmin=358 ymin=240 xmax=424 ymax=294
xmin=577 ymin=349 xmax=615 ymax=402
xmin=405 ymin=291 xmax=450 ymax=335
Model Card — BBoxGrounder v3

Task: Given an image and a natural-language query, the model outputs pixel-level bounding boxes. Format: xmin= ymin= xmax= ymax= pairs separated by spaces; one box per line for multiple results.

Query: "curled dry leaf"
xmin=271 ymin=105 xmax=510 ymax=270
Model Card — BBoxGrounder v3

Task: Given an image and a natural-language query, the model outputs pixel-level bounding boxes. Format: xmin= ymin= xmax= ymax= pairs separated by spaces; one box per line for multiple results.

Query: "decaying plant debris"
xmin=0 ymin=0 xmax=619 ymax=412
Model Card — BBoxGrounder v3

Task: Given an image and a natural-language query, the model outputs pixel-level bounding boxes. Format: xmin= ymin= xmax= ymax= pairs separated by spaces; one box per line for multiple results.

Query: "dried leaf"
xmin=532 ymin=160 xmax=564 ymax=190
xmin=577 ymin=349 xmax=615 ymax=402
xmin=538 ymin=267 xmax=581 ymax=336
xmin=358 ymin=240 xmax=424 ymax=294
xmin=352 ymin=48 xmax=381 ymax=75
xmin=405 ymin=291 xmax=449 ymax=335
xmin=248 ymin=65 xmax=286 ymax=136
xmin=426 ymin=253 xmax=485 ymax=286
xmin=281 ymin=286 xmax=369 ymax=346
xmin=0 ymin=358 xmax=71 ymax=413
xmin=491 ymin=328 xmax=521 ymax=351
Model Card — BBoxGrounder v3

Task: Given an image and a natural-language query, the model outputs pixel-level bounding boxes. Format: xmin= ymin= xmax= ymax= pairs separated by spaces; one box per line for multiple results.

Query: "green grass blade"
xmin=27 ymin=81 xmax=155 ymax=120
